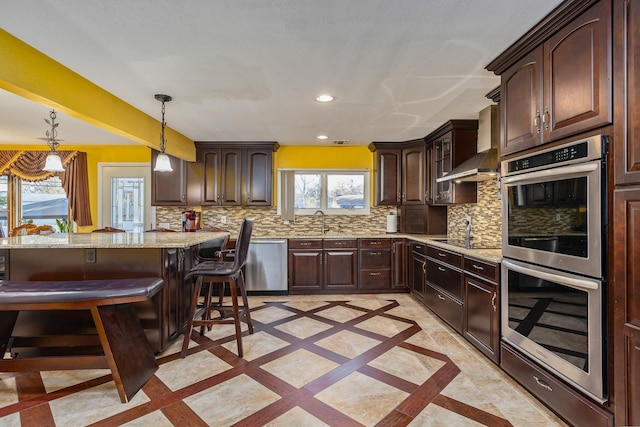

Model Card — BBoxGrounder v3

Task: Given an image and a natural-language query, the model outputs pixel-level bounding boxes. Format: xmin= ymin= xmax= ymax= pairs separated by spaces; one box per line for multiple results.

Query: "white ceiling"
xmin=0 ymin=0 xmax=563 ymax=147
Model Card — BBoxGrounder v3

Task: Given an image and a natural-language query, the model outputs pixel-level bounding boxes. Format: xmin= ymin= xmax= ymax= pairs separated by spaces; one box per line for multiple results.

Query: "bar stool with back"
xmin=181 ymin=218 xmax=254 ymax=358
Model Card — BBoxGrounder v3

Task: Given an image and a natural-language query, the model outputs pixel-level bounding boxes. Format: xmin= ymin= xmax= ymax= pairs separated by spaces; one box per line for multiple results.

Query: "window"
xmin=0 ymin=175 xmax=69 ymax=235
xmin=280 ymin=169 xmax=370 ymax=215
xmin=20 ymin=177 xmax=68 ymax=229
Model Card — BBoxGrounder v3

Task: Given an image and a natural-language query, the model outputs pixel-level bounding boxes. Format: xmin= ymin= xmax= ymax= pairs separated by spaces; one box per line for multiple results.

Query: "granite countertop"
xmin=0 ymin=231 xmax=227 ymax=249
xmin=254 ymin=232 xmax=503 ymax=263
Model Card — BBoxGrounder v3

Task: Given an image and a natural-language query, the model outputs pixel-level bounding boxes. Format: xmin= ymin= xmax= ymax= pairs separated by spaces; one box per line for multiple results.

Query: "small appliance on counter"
xmin=181 ymin=210 xmax=201 ymax=232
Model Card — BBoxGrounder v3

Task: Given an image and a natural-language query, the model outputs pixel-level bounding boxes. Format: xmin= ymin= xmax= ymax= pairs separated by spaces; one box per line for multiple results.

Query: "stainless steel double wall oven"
xmin=500 ymin=134 xmax=608 ymax=402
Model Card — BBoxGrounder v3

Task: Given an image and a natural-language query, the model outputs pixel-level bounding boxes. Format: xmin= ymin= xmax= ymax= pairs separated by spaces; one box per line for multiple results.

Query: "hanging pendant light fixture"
xmin=40 ymin=109 xmax=65 ymax=172
xmin=153 ymin=94 xmax=173 ymax=172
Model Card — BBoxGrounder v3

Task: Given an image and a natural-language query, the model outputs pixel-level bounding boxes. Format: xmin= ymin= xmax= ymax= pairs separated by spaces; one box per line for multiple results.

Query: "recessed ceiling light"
xmin=317 ymin=135 xmax=329 ymax=140
xmin=315 ymin=94 xmax=334 ymax=103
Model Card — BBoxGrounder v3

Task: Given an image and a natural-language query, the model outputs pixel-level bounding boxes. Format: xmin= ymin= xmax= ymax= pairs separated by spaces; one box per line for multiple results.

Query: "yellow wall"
xmin=1 ymin=144 xmax=151 ymax=232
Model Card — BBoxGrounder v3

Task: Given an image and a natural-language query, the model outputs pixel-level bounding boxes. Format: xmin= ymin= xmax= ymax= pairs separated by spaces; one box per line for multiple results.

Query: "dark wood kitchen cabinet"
xmin=198 ymin=142 xmax=277 ymax=206
xmin=613 ymin=1 xmax=640 ymax=425
xmin=288 ymin=239 xmax=357 ymax=293
xmin=491 ymin=0 xmax=611 ymax=156
xmin=369 ymin=139 xmax=428 ymax=206
xmin=407 ymin=241 xmax=427 ymax=303
xmin=391 ymin=238 xmax=406 ymax=290
xmin=424 ymin=245 xmax=464 ymax=333
xmin=463 ymin=256 xmax=500 ymax=364
xmin=151 ymin=150 xmax=199 ymax=206
xmin=359 ymin=238 xmax=391 ymax=290
xmin=425 ymin=121 xmax=478 ymax=205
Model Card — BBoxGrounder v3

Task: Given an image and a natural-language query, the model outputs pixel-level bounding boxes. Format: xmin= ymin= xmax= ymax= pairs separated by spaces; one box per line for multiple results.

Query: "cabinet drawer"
xmin=425 ymin=283 xmax=462 ymax=333
xmin=427 ymin=245 xmax=463 ymax=267
xmin=464 ymin=256 xmax=499 ymax=282
xmin=288 ymin=239 xmax=323 ymax=249
xmin=501 ymin=343 xmax=613 ymax=427
xmin=360 ymin=249 xmax=391 ymax=269
xmin=410 ymin=242 xmax=427 ymax=255
xmin=359 ymin=270 xmax=391 ymax=290
xmin=426 ymin=258 xmax=463 ymax=300
xmin=324 ymin=239 xmax=358 ymax=249
xmin=360 ymin=239 xmax=391 ymax=249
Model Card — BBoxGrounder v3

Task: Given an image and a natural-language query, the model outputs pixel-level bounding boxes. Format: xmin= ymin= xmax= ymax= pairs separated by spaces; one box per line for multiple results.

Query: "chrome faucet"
xmin=314 ymin=210 xmax=329 ymax=235
xmin=465 ymin=217 xmax=472 ymax=248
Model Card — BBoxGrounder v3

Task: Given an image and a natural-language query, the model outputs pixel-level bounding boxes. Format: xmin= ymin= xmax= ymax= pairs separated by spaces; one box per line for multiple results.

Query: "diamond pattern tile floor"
xmin=0 ymin=294 xmax=570 ymax=426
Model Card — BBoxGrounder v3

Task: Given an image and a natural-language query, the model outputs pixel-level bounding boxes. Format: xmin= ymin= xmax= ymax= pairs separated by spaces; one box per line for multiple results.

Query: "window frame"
xmin=278 ymin=168 xmax=370 ymax=216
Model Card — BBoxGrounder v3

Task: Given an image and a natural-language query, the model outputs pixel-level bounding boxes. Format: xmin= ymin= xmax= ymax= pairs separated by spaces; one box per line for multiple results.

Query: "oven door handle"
xmin=502 ymin=162 xmax=598 ymax=184
xmin=502 ymin=259 xmax=599 ymax=291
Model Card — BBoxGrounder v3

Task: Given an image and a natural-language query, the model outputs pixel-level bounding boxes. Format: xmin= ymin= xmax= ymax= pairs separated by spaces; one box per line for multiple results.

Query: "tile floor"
xmin=0 ymin=293 xmax=569 ymax=426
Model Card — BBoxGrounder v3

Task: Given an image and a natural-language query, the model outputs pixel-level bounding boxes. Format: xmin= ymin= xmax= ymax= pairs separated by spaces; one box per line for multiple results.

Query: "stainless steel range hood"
xmin=436 ymin=105 xmax=499 ymax=183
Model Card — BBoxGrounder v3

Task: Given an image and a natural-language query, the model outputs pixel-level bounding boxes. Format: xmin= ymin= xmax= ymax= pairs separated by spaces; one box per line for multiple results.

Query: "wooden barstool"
xmin=181 ymin=218 xmax=254 ymax=358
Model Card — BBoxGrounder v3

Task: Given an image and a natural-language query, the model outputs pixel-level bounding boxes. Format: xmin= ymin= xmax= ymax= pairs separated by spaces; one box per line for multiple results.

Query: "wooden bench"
xmin=0 ymin=277 xmax=164 ymax=403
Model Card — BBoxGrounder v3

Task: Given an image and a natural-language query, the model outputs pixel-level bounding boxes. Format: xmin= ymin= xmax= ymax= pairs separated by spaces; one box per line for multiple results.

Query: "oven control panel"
xmin=503 ymin=134 xmax=605 ymax=176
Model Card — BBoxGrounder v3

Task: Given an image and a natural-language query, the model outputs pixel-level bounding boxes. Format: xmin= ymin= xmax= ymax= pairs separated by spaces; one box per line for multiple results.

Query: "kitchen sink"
xmin=431 ymin=238 xmax=501 ymax=250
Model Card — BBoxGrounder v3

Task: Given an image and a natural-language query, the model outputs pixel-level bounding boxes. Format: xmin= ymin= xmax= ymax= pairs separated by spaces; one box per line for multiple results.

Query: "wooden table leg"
xmin=91 ymin=304 xmax=158 ymax=403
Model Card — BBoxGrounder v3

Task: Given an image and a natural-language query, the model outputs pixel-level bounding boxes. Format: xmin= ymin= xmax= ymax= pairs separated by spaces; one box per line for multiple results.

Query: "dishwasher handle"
xmin=250 ymin=239 xmax=288 ymax=244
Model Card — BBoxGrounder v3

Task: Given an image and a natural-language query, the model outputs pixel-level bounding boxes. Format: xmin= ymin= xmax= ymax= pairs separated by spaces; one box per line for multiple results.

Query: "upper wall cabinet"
xmin=369 ymin=139 xmax=428 ymax=206
xmin=198 ymin=142 xmax=278 ymax=207
xmin=490 ymin=0 xmax=611 ymax=156
xmin=425 ymin=120 xmax=478 ymax=205
xmin=151 ymin=150 xmax=200 ymax=206
xmin=152 ymin=142 xmax=278 ymax=207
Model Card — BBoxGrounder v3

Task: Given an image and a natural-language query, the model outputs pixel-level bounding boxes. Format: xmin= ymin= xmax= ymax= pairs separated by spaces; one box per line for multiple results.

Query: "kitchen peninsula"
xmin=0 ymin=231 xmax=228 ymax=353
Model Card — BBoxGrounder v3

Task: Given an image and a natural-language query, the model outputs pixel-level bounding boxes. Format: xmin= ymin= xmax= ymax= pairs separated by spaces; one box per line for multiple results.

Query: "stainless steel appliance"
xmin=246 ymin=239 xmax=288 ymax=293
xmin=500 ymin=134 xmax=608 ymax=403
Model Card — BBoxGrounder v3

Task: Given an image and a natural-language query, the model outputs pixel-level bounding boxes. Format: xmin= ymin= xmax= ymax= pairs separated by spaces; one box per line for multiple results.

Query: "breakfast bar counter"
xmin=0 ymin=231 xmax=228 ymax=353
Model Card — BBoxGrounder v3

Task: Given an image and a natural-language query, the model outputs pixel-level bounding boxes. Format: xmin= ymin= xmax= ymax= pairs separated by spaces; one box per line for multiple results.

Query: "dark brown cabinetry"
xmin=359 ymin=239 xmax=391 ymax=290
xmin=288 ymin=239 xmax=357 ymax=293
xmin=407 ymin=241 xmax=427 ymax=302
xmin=493 ymin=0 xmax=611 ymax=156
xmin=391 ymin=238 xmax=406 ymax=290
xmin=463 ymin=256 xmax=500 ymax=364
xmin=425 ymin=121 xmax=478 ymax=205
xmin=369 ymin=139 xmax=428 ymax=206
xmin=198 ymin=142 xmax=277 ymax=206
xmin=151 ymin=150 xmax=195 ymax=206
xmin=613 ymin=1 xmax=640 ymax=425
xmin=424 ymin=245 xmax=464 ymax=332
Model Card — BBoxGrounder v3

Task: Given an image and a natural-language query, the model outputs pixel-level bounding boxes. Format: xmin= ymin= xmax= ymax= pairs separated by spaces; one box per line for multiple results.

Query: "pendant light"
xmin=40 ymin=110 xmax=65 ymax=172
xmin=153 ymin=94 xmax=173 ymax=172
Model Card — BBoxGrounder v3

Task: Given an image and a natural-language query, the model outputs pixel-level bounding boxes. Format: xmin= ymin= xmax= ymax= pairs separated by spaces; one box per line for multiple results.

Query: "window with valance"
xmin=0 ymin=150 xmax=92 ymax=226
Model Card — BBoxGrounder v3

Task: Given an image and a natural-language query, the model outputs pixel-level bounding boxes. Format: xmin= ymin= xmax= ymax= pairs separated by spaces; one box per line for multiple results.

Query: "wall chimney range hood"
xmin=436 ymin=105 xmax=499 ymax=183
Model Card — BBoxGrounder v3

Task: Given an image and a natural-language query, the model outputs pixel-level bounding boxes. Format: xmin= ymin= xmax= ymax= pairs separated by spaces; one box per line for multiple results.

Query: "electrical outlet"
xmin=85 ymin=248 xmax=96 ymax=264
xmin=220 ymin=215 xmax=227 ymax=224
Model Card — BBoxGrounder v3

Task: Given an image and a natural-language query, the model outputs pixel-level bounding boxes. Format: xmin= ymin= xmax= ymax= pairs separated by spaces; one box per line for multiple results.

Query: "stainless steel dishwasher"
xmin=246 ymin=239 xmax=288 ymax=294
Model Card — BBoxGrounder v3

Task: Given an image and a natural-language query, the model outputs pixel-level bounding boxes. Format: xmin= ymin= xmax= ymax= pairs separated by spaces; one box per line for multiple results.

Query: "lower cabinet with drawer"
xmin=501 ymin=342 xmax=613 ymax=427
xmin=463 ymin=256 xmax=500 ymax=364
xmin=359 ymin=238 xmax=391 ymax=290
xmin=425 ymin=245 xmax=463 ymax=333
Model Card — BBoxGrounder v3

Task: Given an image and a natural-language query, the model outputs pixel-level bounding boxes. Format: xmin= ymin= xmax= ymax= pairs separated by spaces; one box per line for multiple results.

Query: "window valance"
xmin=0 ymin=150 xmax=92 ymax=226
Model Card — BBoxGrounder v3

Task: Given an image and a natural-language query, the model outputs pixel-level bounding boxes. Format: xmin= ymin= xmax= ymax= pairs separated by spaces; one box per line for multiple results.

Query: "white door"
xmin=98 ymin=163 xmax=154 ymax=232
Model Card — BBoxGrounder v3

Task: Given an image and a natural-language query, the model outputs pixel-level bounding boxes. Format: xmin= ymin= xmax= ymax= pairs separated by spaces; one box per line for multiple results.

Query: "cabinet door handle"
xmin=437 ymin=294 xmax=446 ymax=301
xmin=438 ymin=252 xmax=446 ymax=257
xmin=422 ymin=260 xmax=426 ymax=274
xmin=534 ymin=110 xmax=541 ymax=133
xmin=491 ymin=292 xmax=497 ymax=312
xmin=542 ymin=107 xmax=550 ymax=131
xmin=370 ymin=251 xmax=381 ymax=256
xmin=472 ymin=264 xmax=484 ymax=271
xmin=437 ymin=266 xmax=446 ymax=272
xmin=370 ymin=241 xmax=381 ymax=245
xmin=300 ymin=242 xmax=311 ymax=246
xmin=370 ymin=272 xmax=381 ymax=276
xmin=533 ymin=375 xmax=553 ymax=392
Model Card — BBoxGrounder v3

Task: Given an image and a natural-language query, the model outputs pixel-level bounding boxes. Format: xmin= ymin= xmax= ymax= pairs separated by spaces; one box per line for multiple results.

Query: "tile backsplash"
xmin=155 ymin=179 xmax=502 ymax=240
xmin=446 ymin=179 xmax=502 ymax=243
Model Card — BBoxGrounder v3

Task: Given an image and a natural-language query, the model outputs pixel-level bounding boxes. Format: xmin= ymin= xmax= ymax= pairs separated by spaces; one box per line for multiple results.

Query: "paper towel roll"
xmin=386 ymin=214 xmax=397 ymax=233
